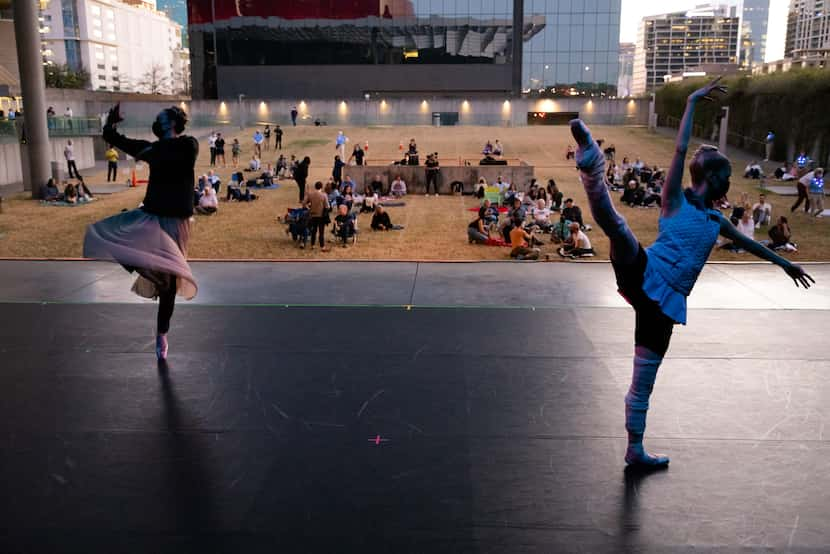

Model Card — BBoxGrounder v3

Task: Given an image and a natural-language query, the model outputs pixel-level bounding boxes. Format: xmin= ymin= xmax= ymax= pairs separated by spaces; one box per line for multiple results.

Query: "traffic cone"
xmin=129 ymin=167 xmax=137 ymax=187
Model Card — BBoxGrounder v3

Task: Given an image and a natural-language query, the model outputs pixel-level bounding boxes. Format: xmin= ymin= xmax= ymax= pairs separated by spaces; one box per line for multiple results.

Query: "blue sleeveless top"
xmin=643 ymin=192 xmax=721 ymax=324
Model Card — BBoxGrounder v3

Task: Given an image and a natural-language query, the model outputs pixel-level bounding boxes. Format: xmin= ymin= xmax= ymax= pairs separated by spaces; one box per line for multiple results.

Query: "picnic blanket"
xmin=248 ymin=183 xmax=280 ymax=190
xmin=41 ymin=198 xmax=98 ymax=207
xmin=468 ymin=206 xmax=509 ymax=213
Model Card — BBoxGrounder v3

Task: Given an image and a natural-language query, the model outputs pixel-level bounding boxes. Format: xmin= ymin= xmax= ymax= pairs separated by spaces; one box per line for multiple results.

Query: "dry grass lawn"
xmin=1 ymin=124 xmax=827 ymax=261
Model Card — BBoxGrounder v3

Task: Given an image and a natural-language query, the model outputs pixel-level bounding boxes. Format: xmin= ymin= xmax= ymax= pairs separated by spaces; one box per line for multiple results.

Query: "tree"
xmin=44 ymin=63 xmax=90 ymax=89
xmin=138 ymin=63 xmax=171 ymax=94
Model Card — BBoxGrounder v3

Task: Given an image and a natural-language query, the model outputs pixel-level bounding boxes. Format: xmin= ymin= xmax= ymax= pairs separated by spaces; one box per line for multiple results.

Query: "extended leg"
xmin=570 ymin=120 xmax=639 ymax=265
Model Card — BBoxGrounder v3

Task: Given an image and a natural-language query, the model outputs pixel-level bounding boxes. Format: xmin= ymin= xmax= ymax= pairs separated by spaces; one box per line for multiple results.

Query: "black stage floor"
xmin=2 ymin=303 xmax=829 ymax=553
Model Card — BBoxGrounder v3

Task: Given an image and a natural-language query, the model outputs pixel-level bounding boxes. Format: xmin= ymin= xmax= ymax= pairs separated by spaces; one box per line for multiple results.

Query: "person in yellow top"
xmin=105 ymin=144 xmax=119 ymax=182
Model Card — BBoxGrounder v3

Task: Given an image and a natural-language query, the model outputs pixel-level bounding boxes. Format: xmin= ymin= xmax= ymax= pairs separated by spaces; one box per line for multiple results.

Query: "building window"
xmin=97 ymin=63 xmax=105 ymax=69
xmin=111 ymin=65 xmax=118 ymax=71
xmin=98 ymin=74 xmax=106 ymax=80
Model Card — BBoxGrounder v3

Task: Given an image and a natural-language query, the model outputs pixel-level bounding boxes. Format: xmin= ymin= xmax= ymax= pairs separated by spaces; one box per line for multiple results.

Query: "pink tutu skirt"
xmin=83 ymin=208 xmax=197 ymax=300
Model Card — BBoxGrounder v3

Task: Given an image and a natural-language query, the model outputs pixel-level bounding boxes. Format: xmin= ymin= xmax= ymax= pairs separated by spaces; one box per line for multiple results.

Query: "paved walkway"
xmin=1 ymin=260 xmax=828 ymax=310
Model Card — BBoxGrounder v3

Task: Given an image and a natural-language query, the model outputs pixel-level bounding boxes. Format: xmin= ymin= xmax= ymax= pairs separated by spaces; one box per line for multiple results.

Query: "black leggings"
xmin=157 ymin=275 xmax=177 ymax=335
xmin=426 ymin=171 xmax=439 ymax=194
xmin=310 ymin=217 xmax=326 ymax=247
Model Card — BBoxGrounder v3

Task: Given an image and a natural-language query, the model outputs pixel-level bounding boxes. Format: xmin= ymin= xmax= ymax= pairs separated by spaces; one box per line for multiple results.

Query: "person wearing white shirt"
xmin=751 ymin=193 xmax=772 ymax=228
xmin=208 ymin=132 xmax=217 ymax=166
xmin=196 ymin=186 xmax=218 ymax=215
xmin=531 ymin=199 xmax=553 ymax=232
xmin=65 ymin=106 xmax=73 ymax=129
xmin=64 ymin=139 xmax=78 ymax=178
xmin=248 ymin=156 xmax=261 ymax=172
xmin=560 ymin=222 xmax=594 ymax=257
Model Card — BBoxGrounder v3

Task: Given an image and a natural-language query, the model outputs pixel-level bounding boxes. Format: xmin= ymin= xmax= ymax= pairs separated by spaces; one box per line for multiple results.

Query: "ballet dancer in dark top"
xmin=571 ymin=77 xmax=814 ymax=469
xmin=84 ymin=103 xmax=199 ymax=362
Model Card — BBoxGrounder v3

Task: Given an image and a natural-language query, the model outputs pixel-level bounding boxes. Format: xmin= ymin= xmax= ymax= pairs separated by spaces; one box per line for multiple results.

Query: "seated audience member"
xmin=560 ymin=222 xmax=595 ymax=257
xmin=752 ymin=193 xmax=772 ymax=228
xmin=621 ymin=179 xmax=640 ymax=206
xmin=566 ymin=145 xmax=575 ymax=160
xmin=503 ymin=182 xmax=518 ymax=205
xmin=721 ymin=211 xmax=755 ymax=251
xmin=371 ymin=205 xmax=401 ymax=231
xmin=482 ymin=141 xmax=494 ymax=155
xmin=768 ymin=216 xmax=797 ymax=252
xmin=621 ymin=156 xmax=632 ymax=172
xmin=260 ymin=164 xmax=274 ymax=186
xmin=333 ymin=204 xmax=356 ymax=246
xmin=337 ymin=184 xmax=355 ymax=211
xmin=196 ymin=186 xmax=218 ymax=215
xmin=360 ymin=185 xmax=378 ymax=213
xmin=342 ymin=175 xmax=356 ymax=193
xmin=390 ymin=175 xmax=407 ymax=197
xmin=562 ymin=198 xmax=588 ymax=230
xmin=468 ymin=207 xmax=492 ymax=244
xmin=325 ymin=181 xmax=341 ymax=206
xmin=41 ymin=178 xmax=61 ymax=201
xmin=494 ymin=175 xmax=510 ymax=194
xmin=63 ymin=182 xmax=78 ymax=204
xmin=744 ymin=161 xmax=764 ymax=179
xmin=642 ymin=181 xmax=661 ymax=207
xmin=480 ymin=198 xmax=499 ymax=226
xmin=276 ymin=155 xmax=288 ymax=178
xmin=536 ymin=187 xmax=549 ymax=208
xmin=475 ymin=177 xmax=488 ymax=199
xmin=370 ymin=174 xmax=385 ymax=196
xmin=633 ymin=158 xmax=644 ymax=174
xmin=501 ymin=197 xmax=527 ymax=243
xmin=493 ymin=139 xmax=504 ymax=156
xmin=547 ymin=180 xmax=563 ymax=211
xmin=207 ymin=170 xmax=221 ymax=194
xmin=197 ymin=174 xmax=208 ymax=192
xmin=638 ymin=164 xmax=653 ymax=184
xmin=248 ymin=155 xmax=261 ymax=172
xmin=509 ymin=218 xmax=540 ymax=260
xmin=529 ymin=198 xmax=553 ymax=232
xmin=774 ymin=164 xmax=788 ymax=180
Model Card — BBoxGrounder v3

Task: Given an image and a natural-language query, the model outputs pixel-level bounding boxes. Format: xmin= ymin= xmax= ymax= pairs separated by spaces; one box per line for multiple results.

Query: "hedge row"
xmin=655 ymin=69 xmax=830 ymax=165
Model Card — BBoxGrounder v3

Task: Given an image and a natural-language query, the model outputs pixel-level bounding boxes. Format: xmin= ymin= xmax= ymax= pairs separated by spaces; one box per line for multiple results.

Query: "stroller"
xmin=283 ymin=207 xmax=310 ymax=245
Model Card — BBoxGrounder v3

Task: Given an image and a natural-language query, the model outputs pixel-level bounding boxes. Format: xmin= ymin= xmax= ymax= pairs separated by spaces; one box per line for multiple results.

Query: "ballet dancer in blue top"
xmin=570 ymin=77 xmax=815 ymax=469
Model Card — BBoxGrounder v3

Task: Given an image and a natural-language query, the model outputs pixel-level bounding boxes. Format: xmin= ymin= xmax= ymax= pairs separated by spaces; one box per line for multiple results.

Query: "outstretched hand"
xmin=569 ymin=119 xmax=603 ymax=172
xmin=785 ymin=263 xmax=815 ymax=289
xmin=688 ymin=76 xmax=728 ymax=104
xmin=105 ymin=103 xmax=123 ymax=127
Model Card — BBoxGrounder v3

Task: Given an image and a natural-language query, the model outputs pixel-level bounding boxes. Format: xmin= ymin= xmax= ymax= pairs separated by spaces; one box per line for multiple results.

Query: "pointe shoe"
xmin=625 ymin=444 xmax=669 ymax=468
xmin=156 ymin=334 xmax=168 ymax=361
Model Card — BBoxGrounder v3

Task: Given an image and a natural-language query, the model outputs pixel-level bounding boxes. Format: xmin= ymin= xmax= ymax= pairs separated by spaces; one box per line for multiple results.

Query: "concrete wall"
xmin=215 ymin=65 xmax=513 ymax=100
xmin=184 ymin=97 xmax=650 ymax=128
xmin=0 ymin=136 xmax=95 ymax=188
xmin=354 ymin=163 xmax=535 ymax=195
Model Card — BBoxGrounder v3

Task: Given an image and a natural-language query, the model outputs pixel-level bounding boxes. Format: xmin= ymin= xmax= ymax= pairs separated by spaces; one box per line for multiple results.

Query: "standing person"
xmin=570 ymin=78 xmax=813 ymax=469
xmin=332 ymin=155 xmax=345 ymax=186
xmin=275 ymin=125 xmax=283 ymax=150
xmin=335 ymin=131 xmax=348 ymax=160
xmin=253 ymin=129 xmax=263 ymax=157
xmin=290 ymin=106 xmax=298 ymax=126
xmin=105 ymin=144 xmax=119 ymax=182
xmin=294 ymin=155 xmax=310 ymax=202
xmin=208 ymin=131 xmax=217 ymax=167
xmin=231 ymin=138 xmax=241 ymax=168
xmin=764 ymin=130 xmax=775 ymax=162
xmin=64 ymin=139 xmax=78 ymax=179
xmin=349 ymin=143 xmax=365 ymax=166
xmin=214 ymin=133 xmax=226 ymax=168
xmin=83 ymin=104 xmax=199 ymax=362
xmin=65 ymin=106 xmax=73 ymax=129
xmin=305 ymin=181 xmax=330 ymax=251
xmin=809 ymin=168 xmax=825 ymax=217
xmin=425 ymin=152 xmax=440 ymax=196
xmin=263 ymin=125 xmax=271 ymax=151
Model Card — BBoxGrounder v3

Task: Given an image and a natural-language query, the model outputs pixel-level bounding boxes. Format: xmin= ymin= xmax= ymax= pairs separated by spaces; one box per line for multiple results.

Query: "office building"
xmin=738 ymin=0 xmax=769 ymax=70
xmin=632 ymin=4 xmax=740 ymax=95
xmin=785 ymin=0 xmax=830 ymax=61
xmin=39 ymin=0 xmax=187 ymax=94
xmin=187 ymin=0 xmax=622 ymax=99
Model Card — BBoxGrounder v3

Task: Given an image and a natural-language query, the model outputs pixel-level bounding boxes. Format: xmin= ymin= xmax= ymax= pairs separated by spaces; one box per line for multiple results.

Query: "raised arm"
xmin=102 ymin=104 xmax=152 ymax=160
xmin=718 ymin=215 xmax=814 ymax=288
xmin=663 ymin=77 xmax=727 ymax=217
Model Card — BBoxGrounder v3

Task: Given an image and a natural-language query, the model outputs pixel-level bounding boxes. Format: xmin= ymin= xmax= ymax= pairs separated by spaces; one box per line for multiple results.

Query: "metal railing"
xmin=0 ymin=116 xmax=102 ymax=140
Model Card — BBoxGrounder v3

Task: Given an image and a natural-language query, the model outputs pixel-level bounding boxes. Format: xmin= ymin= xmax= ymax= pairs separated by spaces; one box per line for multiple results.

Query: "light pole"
xmin=718 ymin=106 xmax=729 ymax=155
xmin=237 ymin=93 xmax=246 ymax=130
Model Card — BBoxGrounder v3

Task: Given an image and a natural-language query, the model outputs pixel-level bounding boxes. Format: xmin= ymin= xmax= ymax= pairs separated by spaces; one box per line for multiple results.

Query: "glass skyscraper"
xmin=187 ymin=0 xmax=621 ymax=99
xmin=523 ymin=0 xmax=621 ymax=94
